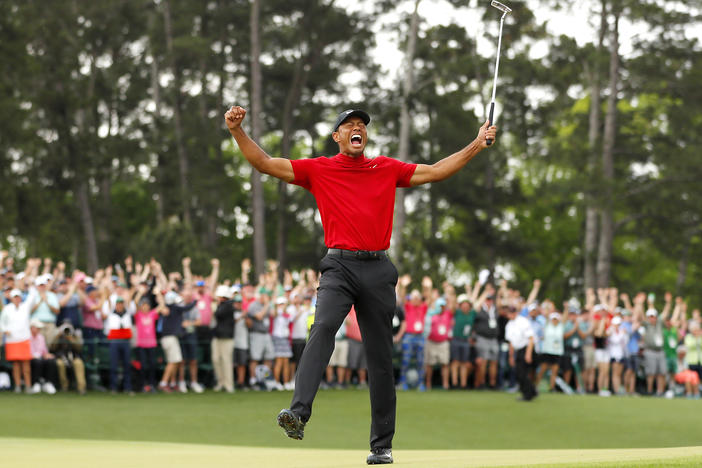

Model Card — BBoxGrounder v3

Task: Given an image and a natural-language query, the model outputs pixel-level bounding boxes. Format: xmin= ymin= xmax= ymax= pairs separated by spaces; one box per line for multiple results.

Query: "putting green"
xmin=3 ymin=438 xmax=702 ymax=467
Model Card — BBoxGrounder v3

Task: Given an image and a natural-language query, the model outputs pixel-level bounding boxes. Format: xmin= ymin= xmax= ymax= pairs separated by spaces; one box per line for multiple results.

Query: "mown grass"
xmin=1 ymin=388 xmax=698 ymax=451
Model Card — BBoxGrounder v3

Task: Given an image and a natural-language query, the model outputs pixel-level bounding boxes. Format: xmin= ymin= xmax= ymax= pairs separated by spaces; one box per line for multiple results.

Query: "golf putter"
xmin=486 ymin=0 xmax=511 ymax=146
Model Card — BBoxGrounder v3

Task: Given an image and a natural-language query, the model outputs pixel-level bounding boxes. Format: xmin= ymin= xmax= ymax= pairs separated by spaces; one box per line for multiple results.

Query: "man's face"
xmin=333 ymin=116 xmax=367 ymax=157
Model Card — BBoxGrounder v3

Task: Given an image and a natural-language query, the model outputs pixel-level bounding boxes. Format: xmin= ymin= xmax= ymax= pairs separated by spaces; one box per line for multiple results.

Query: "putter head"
xmin=491 ymin=0 xmax=512 ymax=14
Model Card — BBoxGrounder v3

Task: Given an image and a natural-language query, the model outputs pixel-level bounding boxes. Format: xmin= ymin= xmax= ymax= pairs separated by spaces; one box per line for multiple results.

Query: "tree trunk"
xmin=596 ymin=9 xmax=620 ymax=288
xmin=163 ymin=0 xmax=191 ymax=225
xmin=276 ymin=58 xmax=305 ymax=278
xmin=392 ymin=0 xmax=421 ymax=266
xmin=250 ymin=0 xmax=267 ymax=278
xmin=584 ymin=0 xmax=607 ymax=290
xmin=149 ymin=22 xmax=165 ymax=224
xmin=76 ymin=180 xmax=99 ymax=273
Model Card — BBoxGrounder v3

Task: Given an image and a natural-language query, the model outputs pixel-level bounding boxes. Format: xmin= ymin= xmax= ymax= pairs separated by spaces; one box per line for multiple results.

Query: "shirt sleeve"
xmin=290 ymin=158 xmax=319 ymax=191
xmin=381 ymin=157 xmax=417 ymax=188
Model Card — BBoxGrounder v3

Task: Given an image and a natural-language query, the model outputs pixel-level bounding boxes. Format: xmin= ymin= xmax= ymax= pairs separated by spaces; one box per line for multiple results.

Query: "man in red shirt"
xmin=224 ymin=106 xmax=497 ymax=465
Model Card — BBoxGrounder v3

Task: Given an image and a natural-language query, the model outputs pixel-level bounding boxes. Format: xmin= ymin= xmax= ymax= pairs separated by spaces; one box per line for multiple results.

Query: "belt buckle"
xmin=355 ymin=250 xmax=371 ymax=260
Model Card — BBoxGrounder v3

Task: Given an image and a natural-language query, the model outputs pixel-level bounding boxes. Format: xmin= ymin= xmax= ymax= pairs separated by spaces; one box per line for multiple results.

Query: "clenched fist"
xmin=225 ymin=106 xmax=246 ymax=132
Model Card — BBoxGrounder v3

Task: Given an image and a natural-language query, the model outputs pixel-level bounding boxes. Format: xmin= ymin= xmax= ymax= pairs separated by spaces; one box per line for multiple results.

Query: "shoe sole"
xmin=367 ymin=457 xmax=393 ymax=465
xmin=277 ymin=410 xmax=304 ymax=440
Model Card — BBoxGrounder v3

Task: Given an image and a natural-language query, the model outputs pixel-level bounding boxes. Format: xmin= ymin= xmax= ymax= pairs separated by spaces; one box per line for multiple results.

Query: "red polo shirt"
xmin=291 ymin=153 xmax=417 ymax=251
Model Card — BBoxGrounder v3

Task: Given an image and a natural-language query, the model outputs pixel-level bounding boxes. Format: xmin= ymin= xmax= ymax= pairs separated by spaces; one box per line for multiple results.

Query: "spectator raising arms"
xmin=103 ymin=294 xmax=135 ymax=396
xmin=212 ymin=285 xmax=236 ymax=393
xmin=473 ymin=284 xmax=499 ymax=389
xmin=399 ymin=276 xmax=431 ymax=391
xmin=537 ymin=302 xmax=568 ymax=392
xmin=1 ymin=289 xmax=33 ymax=393
xmin=450 ymin=295 xmax=475 ymax=389
xmin=134 ymin=282 xmax=166 ymax=393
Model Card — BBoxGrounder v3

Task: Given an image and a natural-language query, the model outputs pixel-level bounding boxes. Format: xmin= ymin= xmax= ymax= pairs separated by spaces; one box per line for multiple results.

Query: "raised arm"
xmin=207 ymin=258 xmax=220 ymax=293
xmin=225 ymin=106 xmax=294 ymax=182
xmin=397 ymin=274 xmax=411 ymax=307
xmin=632 ymin=292 xmax=646 ymax=322
xmin=241 ymin=259 xmax=251 ymax=285
xmin=182 ymin=257 xmax=193 ymax=287
xmin=660 ymin=292 xmax=672 ymax=322
xmin=409 ymin=121 xmax=497 ymax=186
xmin=526 ymin=279 xmax=541 ymax=305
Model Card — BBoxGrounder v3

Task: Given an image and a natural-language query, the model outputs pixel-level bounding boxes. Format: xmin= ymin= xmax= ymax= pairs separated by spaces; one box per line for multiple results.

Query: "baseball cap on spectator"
xmin=258 ymin=287 xmax=272 ymax=296
xmin=549 ymin=312 xmax=560 ymax=321
xmin=621 ymin=308 xmax=632 ymax=316
xmin=275 ymin=296 xmax=287 ymax=305
xmin=115 ymin=297 xmax=125 ymax=303
xmin=436 ymin=297 xmax=447 ymax=308
xmin=332 ymin=109 xmax=370 ymax=133
xmin=74 ymin=272 xmax=86 ymax=283
xmin=611 ymin=316 xmax=622 ymax=325
xmin=84 ymin=276 xmax=94 ymax=284
xmin=215 ymin=285 xmax=231 ymax=299
xmin=10 ymin=289 xmax=22 ymax=298
xmin=15 ymin=272 xmax=25 ymax=281
xmin=196 ymin=280 xmax=206 ymax=287
xmin=646 ymin=308 xmax=658 ymax=318
xmin=233 ymin=294 xmax=243 ymax=302
xmin=164 ymin=291 xmax=181 ymax=305
xmin=527 ymin=302 xmax=539 ymax=312
xmin=30 ymin=319 xmax=44 ymax=328
xmin=35 ymin=275 xmax=49 ymax=286
xmin=593 ymin=304 xmax=605 ymax=312
xmin=457 ymin=294 xmax=470 ymax=304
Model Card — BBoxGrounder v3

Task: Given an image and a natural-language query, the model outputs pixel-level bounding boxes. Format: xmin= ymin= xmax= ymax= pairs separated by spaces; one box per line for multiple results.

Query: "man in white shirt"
xmin=506 ymin=307 xmax=537 ymax=401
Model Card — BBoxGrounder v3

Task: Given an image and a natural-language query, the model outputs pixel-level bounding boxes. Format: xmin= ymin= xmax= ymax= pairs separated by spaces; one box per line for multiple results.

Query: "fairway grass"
xmin=2 ymin=389 xmax=700 ymax=466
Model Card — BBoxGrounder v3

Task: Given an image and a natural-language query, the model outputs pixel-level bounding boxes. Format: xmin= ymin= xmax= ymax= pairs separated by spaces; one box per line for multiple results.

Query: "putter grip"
xmin=486 ymin=102 xmax=495 ymax=146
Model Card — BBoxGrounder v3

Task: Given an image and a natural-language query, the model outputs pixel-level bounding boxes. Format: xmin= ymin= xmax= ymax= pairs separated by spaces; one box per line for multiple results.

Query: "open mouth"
xmin=351 ymin=134 xmax=362 ymax=146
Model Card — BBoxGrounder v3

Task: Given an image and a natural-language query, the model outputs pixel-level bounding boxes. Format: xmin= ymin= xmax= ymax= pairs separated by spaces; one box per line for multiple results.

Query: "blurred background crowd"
xmin=2 ymin=250 xmax=700 ymax=401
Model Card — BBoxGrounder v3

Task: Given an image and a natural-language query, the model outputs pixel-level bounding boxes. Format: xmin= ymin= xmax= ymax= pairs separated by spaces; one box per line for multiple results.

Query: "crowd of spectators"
xmin=1 ymin=249 xmax=701 ymax=400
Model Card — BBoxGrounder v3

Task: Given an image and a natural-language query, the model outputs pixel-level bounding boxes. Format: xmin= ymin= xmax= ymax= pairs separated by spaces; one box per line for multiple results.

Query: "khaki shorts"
xmin=583 ymin=345 xmax=596 ymax=369
xmin=328 ymin=339 xmax=349 ymax=367
xmin=424 ymin=340 xmax=450 ymax=366
xmin=160 ymin=335 xmax=183 ymax=363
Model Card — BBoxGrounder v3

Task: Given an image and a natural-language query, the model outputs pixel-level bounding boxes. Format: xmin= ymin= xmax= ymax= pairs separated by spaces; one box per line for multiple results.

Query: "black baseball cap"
xmin=332 ymin=109 xmax=370 ymax=132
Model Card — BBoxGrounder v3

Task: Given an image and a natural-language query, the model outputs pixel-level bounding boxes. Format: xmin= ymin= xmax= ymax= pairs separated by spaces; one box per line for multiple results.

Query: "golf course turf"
xmin=2 ymin=389 xmax=700 ymax=466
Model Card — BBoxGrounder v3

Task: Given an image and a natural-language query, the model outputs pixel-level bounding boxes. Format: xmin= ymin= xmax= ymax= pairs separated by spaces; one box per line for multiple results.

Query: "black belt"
xmin=327 ymin=248 xmax=387 ymax=260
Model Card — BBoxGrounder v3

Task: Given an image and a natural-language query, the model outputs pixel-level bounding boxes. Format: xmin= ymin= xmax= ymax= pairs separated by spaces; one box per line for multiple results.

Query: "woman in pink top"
xmin=134 ymin=289 xmax=167 ymax=392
